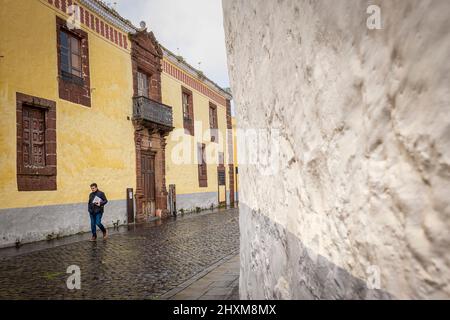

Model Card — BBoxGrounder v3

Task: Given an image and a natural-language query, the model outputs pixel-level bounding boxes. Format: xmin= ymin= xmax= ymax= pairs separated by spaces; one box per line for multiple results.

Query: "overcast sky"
xmin=115 ymin=0 xmax=230 ymax=89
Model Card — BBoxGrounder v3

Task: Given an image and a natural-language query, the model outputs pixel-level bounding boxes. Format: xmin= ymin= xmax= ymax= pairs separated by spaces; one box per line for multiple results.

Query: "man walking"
xmin=88 ymin=183 xmax=108 ymax=241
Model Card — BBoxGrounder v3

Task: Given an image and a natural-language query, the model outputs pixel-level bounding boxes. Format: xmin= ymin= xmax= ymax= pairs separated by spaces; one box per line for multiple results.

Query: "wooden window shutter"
xmin=197 ymin=143 xmax=207 ymax=187
xmin=24 ymin=107 xmax=46 ymax=168
xmin=16 ymin=92 xmax=57 ymax=191
xmin=182 ymin=87 xmax=194 ymax=136
xmin=209 ymin=102 xmax=218 ymax=142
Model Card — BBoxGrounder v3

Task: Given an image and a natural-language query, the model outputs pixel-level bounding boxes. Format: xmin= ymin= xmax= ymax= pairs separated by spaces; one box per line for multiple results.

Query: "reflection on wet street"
xmin=0 ymin=208 xmax=239 ymax=299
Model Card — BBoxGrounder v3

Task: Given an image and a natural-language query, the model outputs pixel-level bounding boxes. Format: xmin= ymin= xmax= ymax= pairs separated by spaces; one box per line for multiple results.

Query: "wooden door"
xmin=217 ymin=165 xmax=226 ymax=206
xmin=141 ymin=152 xmax=156 ymax=215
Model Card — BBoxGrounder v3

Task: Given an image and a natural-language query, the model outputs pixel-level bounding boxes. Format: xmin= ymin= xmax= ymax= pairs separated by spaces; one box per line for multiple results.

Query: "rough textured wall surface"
xmin=223 ymin=0 xmax=450 ymax=299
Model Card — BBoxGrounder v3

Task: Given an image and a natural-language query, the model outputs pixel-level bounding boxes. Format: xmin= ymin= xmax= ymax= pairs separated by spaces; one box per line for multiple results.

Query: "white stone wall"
xmin=223 ymin=0 xmax=450 ymax=299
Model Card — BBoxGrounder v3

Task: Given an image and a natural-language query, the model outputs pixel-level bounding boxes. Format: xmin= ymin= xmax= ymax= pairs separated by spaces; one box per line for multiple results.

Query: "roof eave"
xmin=79 ymin=0 xmax=137 ymax=34
xmin=161 ymin=46 xmax=232 ymax=101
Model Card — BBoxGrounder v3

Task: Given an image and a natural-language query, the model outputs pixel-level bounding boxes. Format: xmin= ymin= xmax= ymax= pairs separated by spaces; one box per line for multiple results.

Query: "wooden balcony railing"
xmin=132 ymin=96 xmax=173 ymax=128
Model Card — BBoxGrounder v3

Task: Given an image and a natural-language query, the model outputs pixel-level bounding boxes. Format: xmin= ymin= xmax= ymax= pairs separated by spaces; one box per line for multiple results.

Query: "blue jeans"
xmin=90 ymin=213 xmax=106 ymax=237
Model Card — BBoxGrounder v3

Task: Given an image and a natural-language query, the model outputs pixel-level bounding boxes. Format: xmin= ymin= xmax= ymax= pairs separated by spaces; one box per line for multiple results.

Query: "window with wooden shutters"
xmin=182 ymin=87 xmax=194 ymax=136
xmin=22 ymin=106 xmax=46 ymax=168
xmin=16 ymin=92 xmax=57 ymax=191
xmin=198 ymin=143 xmax=207 ymax=187
xmin=209 ymin=102 xmax=218 ymax=142
xmin=182 ymin=92 xmax=190 ymax=119
xmin=137 ymin=71 xmax=149 ymax=97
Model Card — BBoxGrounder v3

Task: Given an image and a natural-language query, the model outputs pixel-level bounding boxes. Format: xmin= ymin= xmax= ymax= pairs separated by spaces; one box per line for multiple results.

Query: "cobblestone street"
xmin=0 ymin=208 xmax=239 ymax=300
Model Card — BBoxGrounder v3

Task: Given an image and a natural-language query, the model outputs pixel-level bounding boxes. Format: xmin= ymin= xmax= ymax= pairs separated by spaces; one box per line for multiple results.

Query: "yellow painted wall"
xmin=161 ymin=61 xmax=230 ymax=196
xmin=0 ymin=0 xmax=135 ymax=209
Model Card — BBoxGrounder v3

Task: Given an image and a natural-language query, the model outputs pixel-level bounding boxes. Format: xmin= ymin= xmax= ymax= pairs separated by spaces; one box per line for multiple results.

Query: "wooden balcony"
xmin=132 ymin=96 xmax=173 ymax=130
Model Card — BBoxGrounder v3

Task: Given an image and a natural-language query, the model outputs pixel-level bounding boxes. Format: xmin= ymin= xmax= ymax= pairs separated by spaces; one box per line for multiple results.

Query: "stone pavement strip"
xmin=159 ymin=252 xmax=239 ymax=300
xmin=0 ymin=208 xmax=239 ymax=300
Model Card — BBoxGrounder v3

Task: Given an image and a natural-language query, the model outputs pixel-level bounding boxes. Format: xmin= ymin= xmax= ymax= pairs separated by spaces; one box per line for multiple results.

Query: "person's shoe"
xmin=102 ymin=229 xmax=108 ymax=240
xmin=90 ymin=236 xmax=97 ymax=242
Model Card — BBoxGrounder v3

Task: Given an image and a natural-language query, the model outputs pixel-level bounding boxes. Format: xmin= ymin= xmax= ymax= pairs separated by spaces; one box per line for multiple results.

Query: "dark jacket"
xmin=88 ymin=190 xmax=108 ymax=214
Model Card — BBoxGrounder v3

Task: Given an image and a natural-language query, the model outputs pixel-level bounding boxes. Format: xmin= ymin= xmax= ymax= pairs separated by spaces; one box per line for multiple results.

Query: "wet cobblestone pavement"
xmin=0 ymin=208 xmax=239 ymax=300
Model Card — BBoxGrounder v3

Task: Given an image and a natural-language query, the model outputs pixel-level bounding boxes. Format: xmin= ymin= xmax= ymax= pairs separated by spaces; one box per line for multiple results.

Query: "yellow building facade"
xmin=0 ymin=0 xmax=234 ymax=247
xmin=161 ymin=50 xmax=235 ymax=212
xmin=0 ymin=0 xmax=137 ymax=247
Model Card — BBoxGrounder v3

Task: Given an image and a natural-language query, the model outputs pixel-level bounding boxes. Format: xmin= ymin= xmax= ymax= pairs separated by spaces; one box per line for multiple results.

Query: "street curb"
xmin=158 ymin=250 xmax=239 ymax=300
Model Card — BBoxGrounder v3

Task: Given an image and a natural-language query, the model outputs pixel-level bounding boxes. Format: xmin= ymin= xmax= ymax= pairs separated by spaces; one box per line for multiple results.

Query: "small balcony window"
xmin=137 ymin=71 xmax=149 ymax=97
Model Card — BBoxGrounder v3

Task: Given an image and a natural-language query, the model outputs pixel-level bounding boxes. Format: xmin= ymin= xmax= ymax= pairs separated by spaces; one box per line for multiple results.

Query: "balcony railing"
xmin=133 ymin=96 xmax=173 ymax=128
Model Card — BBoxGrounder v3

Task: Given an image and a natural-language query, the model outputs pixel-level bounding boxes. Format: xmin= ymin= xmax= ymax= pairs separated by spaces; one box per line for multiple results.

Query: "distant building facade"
xmin=161 ymin=48 xmax=235 ymax=214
